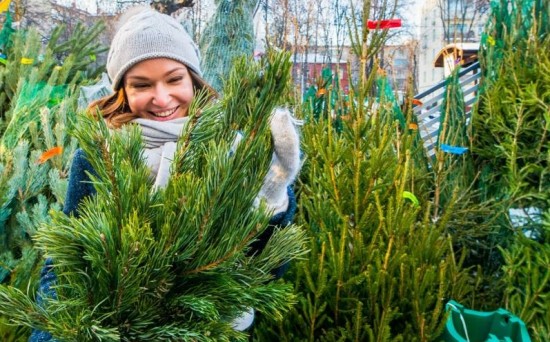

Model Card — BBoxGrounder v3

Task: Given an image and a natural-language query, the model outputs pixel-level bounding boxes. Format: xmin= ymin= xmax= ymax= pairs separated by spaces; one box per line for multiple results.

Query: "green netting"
xmin=199 ymin=0 xmax=257 ymax=93
xmin=480 ymin=0 xmax=549 ymax=81
xmin=473 ymin=0 xmax=550 ymax=201
xmin=302 ymin=68 xmax=340 ymax=121
xmin=437 ymin=67 xmax=467 ymax=149
xmin=1 ymin=81 xmax=68 ymax=149
xmin=377 ymin=76 xmax=406 ymax=128
xmin=376 ymin=75 xmax=429 ymax=168
xmin=0 ymin=11 xmax=14 ymax=52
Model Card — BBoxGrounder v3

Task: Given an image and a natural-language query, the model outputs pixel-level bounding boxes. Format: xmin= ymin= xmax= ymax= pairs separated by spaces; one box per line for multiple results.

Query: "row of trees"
xmin=1 ymin=0 xmax=547 ymax=340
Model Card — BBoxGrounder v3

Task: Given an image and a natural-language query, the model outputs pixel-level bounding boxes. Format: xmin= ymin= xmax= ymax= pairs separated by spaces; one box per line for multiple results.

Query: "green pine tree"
xmin=500 ymin=217 xmax=549 ymax=341
xmin=250 ymin=7 xmax=504 ymax=341
xmin=473 ymin=17 xmax=550 ymax=205
xmin=249 ymin=0 xmax=543 ymax=337
xmin=0 ymin=19 xmax=106 ymax=341
xmin=0 ymin=51 xmax=306 ymax=341
xmin=253 ymin=61 xmax=478 ymax=341
xmin=471 ymin=0 xmax=550 ymax=338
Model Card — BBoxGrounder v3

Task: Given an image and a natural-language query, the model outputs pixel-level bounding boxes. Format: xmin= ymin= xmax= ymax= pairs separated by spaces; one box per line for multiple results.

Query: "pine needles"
xmin=0 ymin=50 xmax=305 ymax=341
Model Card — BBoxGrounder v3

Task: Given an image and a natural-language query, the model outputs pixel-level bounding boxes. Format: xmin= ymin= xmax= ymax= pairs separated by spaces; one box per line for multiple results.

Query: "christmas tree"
xmin=249 ymin=11 xmax=495 ymax=342
xmin=0 ymin=16 xmax=105 ymax=341
xmin=472 ymin=0 xmax=550 ymax=338
xmin=250 ymin=1 xmax=529 ymax=339
xmin=0 ymin=51 xmax=306 ymax=341
xmin=199 ymin=0 xmax=257 ymax=93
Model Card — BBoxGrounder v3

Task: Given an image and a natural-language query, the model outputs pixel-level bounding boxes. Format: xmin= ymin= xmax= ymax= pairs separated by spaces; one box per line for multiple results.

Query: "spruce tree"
xmin=471 ymin=0 xmax=550 ymax=338
xmin=250 ymin=0 xmax=525 ymax=339
xmin=253 ymin=62 xmax=478 ymax=341
xmin=250 ymin=10 xmax=497 ymax=342
xmin=501 ymin=218 xmax=549 ymax=341
xmin=0 ymin=18 xmax=105 ymax=341
xmin=0 ymin=51 xmax=306 ymax=341
xmin=199 ymin=0 xmax=257 ymax=93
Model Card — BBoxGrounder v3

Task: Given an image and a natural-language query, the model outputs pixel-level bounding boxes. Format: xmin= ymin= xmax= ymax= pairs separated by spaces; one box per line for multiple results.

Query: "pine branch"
xmin=0 ymin=50 xmax=303 ymax=340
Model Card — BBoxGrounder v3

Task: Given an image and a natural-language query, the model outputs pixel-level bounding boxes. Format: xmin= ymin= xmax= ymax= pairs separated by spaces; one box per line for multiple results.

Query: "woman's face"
xmin=123 ymin=58 xmax=194 ymax=121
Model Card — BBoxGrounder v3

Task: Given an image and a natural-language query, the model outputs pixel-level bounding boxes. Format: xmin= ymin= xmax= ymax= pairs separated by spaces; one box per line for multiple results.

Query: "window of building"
xmin=445 ymin=23 xmax=467 ymax=41
xmin=394 ymin=58 xmax=408 ymax=67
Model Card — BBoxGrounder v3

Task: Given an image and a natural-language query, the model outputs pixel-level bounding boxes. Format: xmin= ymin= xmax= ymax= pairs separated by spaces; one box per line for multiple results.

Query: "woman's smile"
xmin=149 ymin=106 xmax=181 ymax=121
xmin=124 ymin=58 xmax=195 ymax=121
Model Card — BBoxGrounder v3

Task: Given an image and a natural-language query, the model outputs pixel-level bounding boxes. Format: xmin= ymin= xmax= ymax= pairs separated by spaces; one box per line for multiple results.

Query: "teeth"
xmin=153 ymin=107 xmax=177 ymax=117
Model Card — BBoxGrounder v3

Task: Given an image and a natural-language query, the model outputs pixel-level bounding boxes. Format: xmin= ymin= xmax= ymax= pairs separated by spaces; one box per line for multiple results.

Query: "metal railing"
xmin=413 ymin=62 xmax=481 ymax=157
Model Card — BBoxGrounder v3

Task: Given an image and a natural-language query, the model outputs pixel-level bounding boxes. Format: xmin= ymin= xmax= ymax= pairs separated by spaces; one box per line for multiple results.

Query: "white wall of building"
xmin=416 ymin=0 xmax=488 ymax=94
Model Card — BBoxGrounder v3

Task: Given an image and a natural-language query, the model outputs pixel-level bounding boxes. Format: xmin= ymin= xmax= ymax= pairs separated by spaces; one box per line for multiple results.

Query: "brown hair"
xmin=87 ymin=69 xmax=218 ymax=129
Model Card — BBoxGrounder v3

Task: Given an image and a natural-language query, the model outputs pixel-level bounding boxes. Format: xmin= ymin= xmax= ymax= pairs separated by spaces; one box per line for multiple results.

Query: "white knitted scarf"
xmin=132 ymin=117 xmax=190 ymax=189
xmin=132 ymin=109 xmax=300 ymax=216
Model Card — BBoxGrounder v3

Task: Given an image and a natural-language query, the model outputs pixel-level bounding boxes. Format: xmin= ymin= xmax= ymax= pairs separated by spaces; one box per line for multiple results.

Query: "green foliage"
xmin=473 ymin=34 xmax=550 ymax=203
xmin=303 ymin=69 xmax=340 ymax=116
xmin=425 ymin=68 xmax=508 ymax=283
xmin=0 ymin=97 xmax=80 ymax=340
xmin=254 ymin=70 xmax=481 ymax=340
xmin=0 ymin=19 xmax=106 ymax=340
xmin=251 ymin=42 xmax=498 ymax=342
xmin=501 ymin=215 xmax=549 ymax=341
xmin=0 ymin=18 xmax=106 ymax=279
xmin=480 ymin=0 xmax=549 ymax=77
xmin=0 ymin=12 xmax=15 ymax=51
xmin=437 ymin=68 xmax=467 ymax=151
xmin=199 ymin=0 xmax=257 ymax=93
xmin=470 ymin=0 xmax=550 ymax=337
xmin=0 ymin=316 xmax=27 ymax=342
xmin=252 ymin=3 xmax=517 ymax=341
xmin=0 ymin=51 xmax=306 ymax=341
xmin=0 ymin=106 xmax=78 ymax=273
xmin=0 ymin=21 xmax=106 ymax=120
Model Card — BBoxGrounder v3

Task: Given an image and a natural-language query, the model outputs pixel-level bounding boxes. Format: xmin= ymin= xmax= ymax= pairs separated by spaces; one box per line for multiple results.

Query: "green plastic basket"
xmin=440 ymin=300 xmax=531 ymax=342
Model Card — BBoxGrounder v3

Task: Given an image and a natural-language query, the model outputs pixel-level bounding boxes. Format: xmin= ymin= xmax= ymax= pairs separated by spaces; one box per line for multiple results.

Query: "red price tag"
xmin=367 ymin=19 xmax=402 ymax=29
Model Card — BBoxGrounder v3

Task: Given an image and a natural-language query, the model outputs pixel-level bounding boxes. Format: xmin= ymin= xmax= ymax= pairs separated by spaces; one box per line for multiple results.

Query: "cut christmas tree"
xmin=472 ymin=0 xmax=550 ymax=339
xmin=0 ymin=50 xmax=306 ymax=341
xmin=0 ymin=16 xmax=106 ymax=341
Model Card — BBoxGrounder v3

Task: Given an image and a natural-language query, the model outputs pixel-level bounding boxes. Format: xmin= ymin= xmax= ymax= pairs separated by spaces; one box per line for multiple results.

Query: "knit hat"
xmin=106 ymin=7 xmax=202 ymax=91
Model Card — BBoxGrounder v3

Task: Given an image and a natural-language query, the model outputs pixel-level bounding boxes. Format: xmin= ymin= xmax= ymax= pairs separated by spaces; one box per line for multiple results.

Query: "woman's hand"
xmin=256 ymin=107 xmax=301 ymax=214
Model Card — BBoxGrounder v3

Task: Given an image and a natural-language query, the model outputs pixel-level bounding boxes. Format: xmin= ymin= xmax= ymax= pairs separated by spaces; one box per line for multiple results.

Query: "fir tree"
xmin=251 ymin=0 xmax=528 ymax=339
xmin=250 ymin=8 xmax=497 ymax=342
xmin=199 ymin=0 xmax=257 ymax=93
xmin=0 ymin=51 xmax=306 ymax=341
xmin=471 ymin=0 xmax=550 ymax=337
xmin=0 ymin=19 xmax=105 ymax=340
xmin=501 ymin=217 xmax=549 ymax=341
xmin=254 ymin=62 xmax=477 ymax=341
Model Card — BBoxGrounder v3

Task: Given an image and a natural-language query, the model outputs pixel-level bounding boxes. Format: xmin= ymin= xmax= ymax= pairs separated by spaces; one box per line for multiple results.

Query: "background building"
xmin=416 ymin=0 xmax=489 ymax=93
xmin=381 ymin=41 xmax=418 ymax=101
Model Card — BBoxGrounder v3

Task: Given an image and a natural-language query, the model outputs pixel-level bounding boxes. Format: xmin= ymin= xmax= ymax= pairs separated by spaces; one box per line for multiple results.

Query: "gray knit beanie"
xmin=107 ymin=7 xmax=202 ymax=91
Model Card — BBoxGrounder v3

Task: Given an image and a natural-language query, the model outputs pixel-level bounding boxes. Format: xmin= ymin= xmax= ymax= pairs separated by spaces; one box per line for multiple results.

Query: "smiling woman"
xmin=88 ymin=5 xmax=216 ymax=128
xmin=123 ymin=59 xmax=195 ymax=122
xmin=25 ymin=5 xmax=302 ymax=341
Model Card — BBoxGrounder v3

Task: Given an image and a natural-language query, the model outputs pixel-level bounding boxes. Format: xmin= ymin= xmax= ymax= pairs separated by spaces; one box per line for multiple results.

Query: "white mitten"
xmin=255 ymin=107 xmax=301 ymax=214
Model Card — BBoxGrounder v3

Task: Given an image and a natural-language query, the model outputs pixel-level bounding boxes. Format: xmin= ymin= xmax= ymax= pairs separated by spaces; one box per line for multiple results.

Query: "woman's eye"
xmin=168 ymin=76 xmax=183 ymax=83
xmin=132 ymin=83 xmax=150 ymax=89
